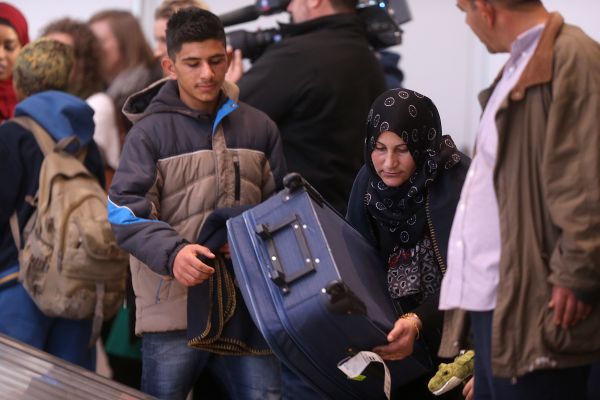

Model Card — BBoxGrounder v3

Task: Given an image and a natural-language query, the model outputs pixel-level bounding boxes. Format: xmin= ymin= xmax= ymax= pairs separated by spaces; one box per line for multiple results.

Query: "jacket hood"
xmin=123 ymin=77 xmax=240 ymax=124
xmin=14 ymin=90 xmax=95 ymax=146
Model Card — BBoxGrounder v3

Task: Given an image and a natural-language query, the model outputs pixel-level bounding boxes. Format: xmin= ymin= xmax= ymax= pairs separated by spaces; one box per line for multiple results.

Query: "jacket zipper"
xmin=233 ymin=158 xmax=241 ymax=202
xmin=212 ymin=128 xmax=220 ymax=209
xmin=425 ymin=193 xmax=446 ymax=274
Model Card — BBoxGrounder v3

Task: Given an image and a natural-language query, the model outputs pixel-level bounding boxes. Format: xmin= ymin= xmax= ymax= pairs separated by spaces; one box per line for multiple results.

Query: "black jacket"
xmin=346 ymin=156 xmax=470 ymax=356
xmin=238 ymin=13 xmax=387 ymax=214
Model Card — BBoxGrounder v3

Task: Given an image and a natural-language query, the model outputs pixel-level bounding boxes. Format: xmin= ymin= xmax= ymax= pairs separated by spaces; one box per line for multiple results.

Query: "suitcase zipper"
xmin=426 ymin=194 xmax=446 ymax=274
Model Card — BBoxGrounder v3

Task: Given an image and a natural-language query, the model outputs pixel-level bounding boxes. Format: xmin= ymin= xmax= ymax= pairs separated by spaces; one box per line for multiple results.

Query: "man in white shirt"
xmin=439 ymin=1 xmax=600 ymax=399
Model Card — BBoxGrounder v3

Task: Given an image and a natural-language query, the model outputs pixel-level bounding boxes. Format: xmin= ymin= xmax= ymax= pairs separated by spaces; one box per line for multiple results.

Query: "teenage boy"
xmin=108 ymin=8 xmax=286 ymax=400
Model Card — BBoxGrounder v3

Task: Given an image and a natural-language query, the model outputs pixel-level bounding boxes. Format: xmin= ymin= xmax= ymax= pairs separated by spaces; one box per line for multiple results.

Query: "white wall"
xmin=18 ymin=1 xmax=137 ymax=38
xmin=390 ymin=0 xmax=600 ymax=152
xmin=16 ymin=0 xmax=600 ymax=153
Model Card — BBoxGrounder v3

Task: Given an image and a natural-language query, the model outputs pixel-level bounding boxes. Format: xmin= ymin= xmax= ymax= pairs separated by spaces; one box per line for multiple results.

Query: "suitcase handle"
xmin=255 ymin=214 xmax=316 ymax=293
xmin=283 ymin=173 xmax=325 ymax=207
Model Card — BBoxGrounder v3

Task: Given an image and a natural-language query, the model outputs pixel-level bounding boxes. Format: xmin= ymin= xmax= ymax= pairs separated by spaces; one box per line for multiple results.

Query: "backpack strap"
xmin=11 ymin=116 xmax=55 ymax=156
xmin=9 ymin=212 xmax=21 ymax=251
xmin=8 ymin=117 xmax=50 ymax=251
xmin=8 ymin=117 xmax=91 ymax=249
xmin=11 ymin=116 xmax=88 ymax=161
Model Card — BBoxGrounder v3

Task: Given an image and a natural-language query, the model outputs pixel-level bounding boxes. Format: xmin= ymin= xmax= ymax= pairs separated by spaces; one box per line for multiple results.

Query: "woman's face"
xmin=0 ymin=24 xmax=22 ymax=81
xmin=90 ymin=19 xmax=120 ymax=82
xmin=371 ymin=130 xmax=416 ymax=188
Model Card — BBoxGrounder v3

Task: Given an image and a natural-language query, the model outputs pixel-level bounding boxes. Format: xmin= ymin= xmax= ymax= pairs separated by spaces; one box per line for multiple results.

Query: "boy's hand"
xmin=172 ymin=244 xmax=215 ymax=287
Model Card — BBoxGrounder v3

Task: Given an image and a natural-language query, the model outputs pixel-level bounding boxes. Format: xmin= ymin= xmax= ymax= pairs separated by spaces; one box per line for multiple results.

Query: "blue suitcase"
xmin=226 ymin=173 xmax=432 ymax=399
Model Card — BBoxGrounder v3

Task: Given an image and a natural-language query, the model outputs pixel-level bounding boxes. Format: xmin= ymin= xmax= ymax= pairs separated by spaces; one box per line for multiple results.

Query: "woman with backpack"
xmin=0 ymin=39 xmax=106 ymax=370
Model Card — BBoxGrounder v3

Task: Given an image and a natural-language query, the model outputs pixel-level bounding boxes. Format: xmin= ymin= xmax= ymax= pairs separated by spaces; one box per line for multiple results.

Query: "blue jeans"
xmin=588 ymin=362 xmax=600 ymax=400
xmin=0 ymin=280 xmax=95 ymax=370
xmin=470 ymin=311 xmax=589 ymax=400
xmin=141 ymin=330 xmax=282 ymax=400
xmin=281 ymin=363 xmax=323 ymax=400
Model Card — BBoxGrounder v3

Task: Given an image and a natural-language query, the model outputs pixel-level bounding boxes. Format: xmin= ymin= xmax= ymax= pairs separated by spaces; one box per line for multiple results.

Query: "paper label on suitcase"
xmin=337 ymin=351 xmax=391 ymax=400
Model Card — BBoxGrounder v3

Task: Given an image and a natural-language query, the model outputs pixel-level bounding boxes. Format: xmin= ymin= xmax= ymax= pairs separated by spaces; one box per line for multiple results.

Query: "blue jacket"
xmin=0 ymin=91 xmax=104 ymax=282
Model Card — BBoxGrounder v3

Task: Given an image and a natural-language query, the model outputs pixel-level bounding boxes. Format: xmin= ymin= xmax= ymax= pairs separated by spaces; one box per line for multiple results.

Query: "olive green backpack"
xmin=9 ymin=116 xmax=129 ymax=341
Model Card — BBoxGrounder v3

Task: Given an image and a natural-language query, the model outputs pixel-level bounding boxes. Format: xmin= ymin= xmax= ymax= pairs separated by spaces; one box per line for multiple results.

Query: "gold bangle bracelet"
xmin=401 ymin=312 xmax=421 ymax=340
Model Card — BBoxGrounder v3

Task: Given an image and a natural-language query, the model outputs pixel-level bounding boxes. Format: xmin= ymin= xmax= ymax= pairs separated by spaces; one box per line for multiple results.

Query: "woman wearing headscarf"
xmin=0 ymin=2 xmax=29 ymax=122
xmin=346 ymin=88 xmax=470 ymax=399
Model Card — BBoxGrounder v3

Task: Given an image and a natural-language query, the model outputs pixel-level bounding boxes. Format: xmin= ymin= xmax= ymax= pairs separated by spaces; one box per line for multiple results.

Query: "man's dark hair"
xmin=478 ymin=0 xmax=542 ymax=8
xmin=166 ymin=8 xmax=226 ymax=59
xmin=330 ymin=0 xmax=357 ymax=12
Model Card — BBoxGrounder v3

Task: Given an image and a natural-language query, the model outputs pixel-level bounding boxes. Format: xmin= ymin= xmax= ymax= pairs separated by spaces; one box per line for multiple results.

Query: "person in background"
xmin=231 ymin=0 xmax=387 ymax=217
xmin=108 ymin=8 xmax=286 ymax=399
xmin=0 ymin=2 xmax=28 ymax=123
xmin=42 ymin=18 xmax=143 ymax=389
xmin=153 ymin=0 xmax=209 ymax=64
xmin=439 ymin=1 xmax=600 ymax=399
xmin=228 ymin=2 xmax=387 ymax=396
xmin=88 ymin=9 xmax=161 ymax=141
xmin=41 ymin=18 xmax=120 ymax=187
xmin=0 ymin=38 xmax=104 ymax=370
xmin=346 ymin=88 xmax=469 ymax=399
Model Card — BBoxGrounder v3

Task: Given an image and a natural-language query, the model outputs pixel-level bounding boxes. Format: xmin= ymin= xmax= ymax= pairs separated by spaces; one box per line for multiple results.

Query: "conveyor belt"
xmin=0 ymin=334 xmax=155 ymax=399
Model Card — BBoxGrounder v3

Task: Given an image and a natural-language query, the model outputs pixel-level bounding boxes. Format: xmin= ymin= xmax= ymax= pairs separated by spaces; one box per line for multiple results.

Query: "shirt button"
xmin=459 ymin=203 xmax=466 ymax=211
xmin=468 ymin=170 xmax=474 ymax=178
xmin=456 ymin=240 xmax=463 ymax=248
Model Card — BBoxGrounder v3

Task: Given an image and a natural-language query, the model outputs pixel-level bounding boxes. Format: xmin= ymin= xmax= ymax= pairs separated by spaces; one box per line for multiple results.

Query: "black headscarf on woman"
xmin=364 ymin=88 xmax=461 ymax=254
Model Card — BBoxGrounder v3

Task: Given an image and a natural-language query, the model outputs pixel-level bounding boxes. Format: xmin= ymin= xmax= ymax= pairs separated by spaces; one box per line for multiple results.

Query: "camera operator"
xmin=230 ymin=0 xmax=387 ymax=216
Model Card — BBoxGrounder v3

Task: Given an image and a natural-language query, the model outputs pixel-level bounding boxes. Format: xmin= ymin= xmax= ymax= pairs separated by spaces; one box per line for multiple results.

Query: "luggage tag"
xmin=337 ymin=351 xmax=391 ymax=400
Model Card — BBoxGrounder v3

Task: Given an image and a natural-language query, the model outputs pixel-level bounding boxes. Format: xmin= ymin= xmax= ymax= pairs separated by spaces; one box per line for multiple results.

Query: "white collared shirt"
xmin=439 ymin=24 xmax=545 ymax=311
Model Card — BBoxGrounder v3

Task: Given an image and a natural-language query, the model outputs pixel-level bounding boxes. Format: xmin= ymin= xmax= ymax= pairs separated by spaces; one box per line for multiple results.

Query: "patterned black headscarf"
xmin=365 ymin=88 xmax=461 ymax=251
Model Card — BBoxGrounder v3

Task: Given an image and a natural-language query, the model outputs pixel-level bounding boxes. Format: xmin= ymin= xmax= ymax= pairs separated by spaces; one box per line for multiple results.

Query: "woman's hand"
xmin=372 ymin=314 xmax=421 ymax=361
xmin=463 ymin=376 xmax=474 ymax=400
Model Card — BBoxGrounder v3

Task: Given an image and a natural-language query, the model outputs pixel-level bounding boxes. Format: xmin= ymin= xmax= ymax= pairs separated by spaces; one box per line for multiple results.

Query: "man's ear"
xmin=474 ymin=0 xmax=496 ymax=27
xmin=161 ymin=56 xmax=176 ymax=79
xmin=308 ymin=0 xmax=321 ymax=10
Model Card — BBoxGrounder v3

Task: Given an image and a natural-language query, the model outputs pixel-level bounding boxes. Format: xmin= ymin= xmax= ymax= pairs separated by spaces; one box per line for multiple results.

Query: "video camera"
xmin=219 ymin=0 xmax=411 ymax=62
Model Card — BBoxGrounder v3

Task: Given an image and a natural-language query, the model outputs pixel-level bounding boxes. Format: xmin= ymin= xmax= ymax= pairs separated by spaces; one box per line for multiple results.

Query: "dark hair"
xmin=41 ymin=18 xmax=105 ymax=99
xmin=330 ymin=0 xmax=357 ymax=12
xmin=475 ymin=0 xmax=541 ymax=8
xmin=166 ymin=7 xmax=226 ymax=59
